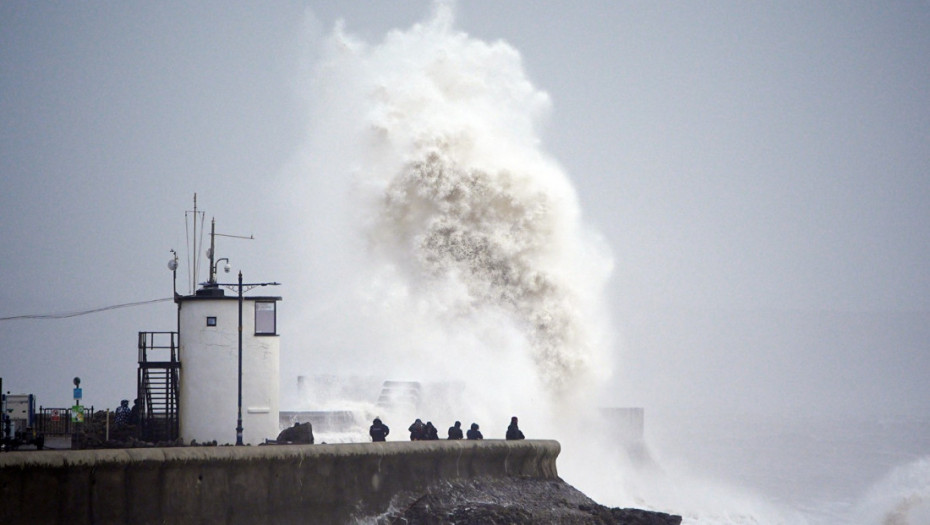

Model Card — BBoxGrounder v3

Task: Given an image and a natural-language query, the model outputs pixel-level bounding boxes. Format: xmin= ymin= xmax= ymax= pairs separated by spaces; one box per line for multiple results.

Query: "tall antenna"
xmin=184 ymin=194 xmax=206 ymax=294
xmin=206 ymin=217 xmax=253 ymax=286
xmin=179 ymin=195 xmax=254 ymax=293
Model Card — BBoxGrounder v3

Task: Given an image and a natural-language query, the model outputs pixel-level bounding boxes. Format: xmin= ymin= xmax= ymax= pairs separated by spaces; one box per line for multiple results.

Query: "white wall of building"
xmin=178 ymin=295 xmax=280 ymax=445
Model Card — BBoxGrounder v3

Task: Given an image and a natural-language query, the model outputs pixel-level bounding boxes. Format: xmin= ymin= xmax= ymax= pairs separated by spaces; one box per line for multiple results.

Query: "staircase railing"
xmin=137 ymin=331 xmax=180 ymax=443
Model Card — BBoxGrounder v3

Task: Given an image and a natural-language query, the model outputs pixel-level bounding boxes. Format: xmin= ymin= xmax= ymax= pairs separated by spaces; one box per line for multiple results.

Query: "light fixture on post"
xmin=168 ymin=249 xmax=179 ymax=299
xmin=207 ymin=273 xmax=280 ymax=446
xmin=206 ymin=217 xmax=252 ymax=288
xmin=213 ymin=257 xmax=231 ymax=282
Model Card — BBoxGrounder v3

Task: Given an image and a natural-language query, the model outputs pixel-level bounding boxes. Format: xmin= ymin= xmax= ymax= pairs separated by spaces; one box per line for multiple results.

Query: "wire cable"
xmin=0 ymin=297 xmax=173 ymax=322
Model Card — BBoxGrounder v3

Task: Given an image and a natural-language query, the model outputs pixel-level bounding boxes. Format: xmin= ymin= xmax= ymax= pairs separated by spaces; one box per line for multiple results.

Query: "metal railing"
xmin=138 ymin=331 xmax=180 ymax=443
xmin=36 ymin=406 xmax=94 ymax=435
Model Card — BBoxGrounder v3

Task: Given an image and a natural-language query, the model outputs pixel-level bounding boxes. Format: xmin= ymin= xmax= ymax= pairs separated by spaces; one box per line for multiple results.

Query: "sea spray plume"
xmin=853 ymin=456 xmax=930 ymax=525
xmin=356 ymin=6 xmax=611 ymax=403
xmin=376 ymin=146 xmax=604 ymax=398
xmin=294 ymin=6 xmax=824 ymax=522
xmin=295 ymin=3 xmax=613 ymax=422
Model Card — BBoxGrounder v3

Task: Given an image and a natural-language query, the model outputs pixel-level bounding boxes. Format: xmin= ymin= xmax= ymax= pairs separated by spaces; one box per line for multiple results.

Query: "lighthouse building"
xmin=177 ymin=286 xmax=281 ymax=445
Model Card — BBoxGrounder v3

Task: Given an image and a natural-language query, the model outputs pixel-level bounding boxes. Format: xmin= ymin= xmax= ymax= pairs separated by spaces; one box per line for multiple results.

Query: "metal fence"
xmin=36 ymin=406 xmax=95 ymax=435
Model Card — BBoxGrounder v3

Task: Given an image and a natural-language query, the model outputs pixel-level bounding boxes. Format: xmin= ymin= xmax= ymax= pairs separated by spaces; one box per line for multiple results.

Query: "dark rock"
xmin=379 ymin=476 xmax=681 ymax=525
xmin=274 ymin=421 xmax=314 ymax=444
xmin=609 ymin=508 xmax=683 ymax=525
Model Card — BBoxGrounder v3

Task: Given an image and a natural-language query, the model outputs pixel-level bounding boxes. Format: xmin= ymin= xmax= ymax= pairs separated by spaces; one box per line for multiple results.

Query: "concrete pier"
xmin=0 ymin=439 xmax=560 ymax=524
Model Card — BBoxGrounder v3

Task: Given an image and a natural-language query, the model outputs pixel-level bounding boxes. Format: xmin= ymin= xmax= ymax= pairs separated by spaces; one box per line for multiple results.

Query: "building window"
xmin=206 ymin=316 xmax=217 ymax=327
xmin=255 ymin=301 xmax=276 ymax=335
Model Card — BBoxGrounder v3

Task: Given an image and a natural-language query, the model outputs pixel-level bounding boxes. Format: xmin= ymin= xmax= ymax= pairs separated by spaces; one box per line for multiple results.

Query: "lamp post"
xmin=236 ymin=271 xmax=243 ymax=445
xmin=168 ymin=250 xmax=178 ymax=299
xmin=209 ymin=273 xmax=279 ymax=446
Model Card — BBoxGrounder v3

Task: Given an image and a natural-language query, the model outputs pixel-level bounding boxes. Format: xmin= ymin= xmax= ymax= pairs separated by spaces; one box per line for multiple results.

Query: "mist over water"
xmin=292 ymin=3 xmax=611 ymax=426
xmin=286 ymin=4 xmax=930 ymax=524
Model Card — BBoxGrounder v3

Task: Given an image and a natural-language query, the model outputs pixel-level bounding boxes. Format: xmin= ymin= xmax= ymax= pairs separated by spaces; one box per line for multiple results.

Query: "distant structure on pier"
xmin=137 ymin=195 xmax=281 ymax=445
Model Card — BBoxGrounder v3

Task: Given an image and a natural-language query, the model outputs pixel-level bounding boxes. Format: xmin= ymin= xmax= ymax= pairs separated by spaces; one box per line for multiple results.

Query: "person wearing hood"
xmin=466 ymin=422 xmax=483 ymax=440
xmin=424 ymin=421 xmax=439 ymax=440
xmin=129 ymin=398 xmax=141 ymax=426
xmin=506 ymin=416 xmax=525 ymax=440
xmin=447 ymin=421 xmax=464 ymax=440
xmin=408 ymin=418 xmax=425 ymax=440
xmin=369 ymin=418 xmax=390 ymax=442
xmin=115 ymin=399 xmax=131 ymax=428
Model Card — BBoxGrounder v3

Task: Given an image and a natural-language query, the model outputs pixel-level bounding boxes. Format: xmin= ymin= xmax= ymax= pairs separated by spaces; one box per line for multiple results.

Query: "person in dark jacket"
xmin=447 ymin=421 xmax=464 ymax=440
xmin=369 ymin=418 xmax=390 ymax=442
xmin=408 ymin=418 xmax=425 ymax=440
xmin=505 ymin=416 xmax=525 ymax=440
xmin=115 ymin=400 xmax=131 ymax=428
xmin=424 ymin=421 xmax=439 ymax=440
xmin=466 ymin=422 xmax=483 ymax=440
xmin=129 ymin=398 xmax=141 ymax=426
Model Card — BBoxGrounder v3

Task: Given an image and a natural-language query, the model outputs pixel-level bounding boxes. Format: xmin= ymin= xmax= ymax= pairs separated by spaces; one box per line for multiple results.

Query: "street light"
xmin=209 ymin=272 xmax=280 ymax=446
xmin=213 ymin=258 xmax=231 ymax=281
xmin=236 ymin=271 xmax=243 ymax=445
xmin=168 ymin=249 xmax=179 ymax=300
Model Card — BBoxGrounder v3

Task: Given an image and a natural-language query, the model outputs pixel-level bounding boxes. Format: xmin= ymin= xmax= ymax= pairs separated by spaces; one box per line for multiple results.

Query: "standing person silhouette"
xmin=408 ymin=418 xmax=425 ymax=440
xmin=369 ymin=418 xmax=390 ymax=442
xmin=506 ymin=416 xmax=525 ymax=440
xmin=424 ymin=421 xmax=439 ymax=440
xmin=115 ymin=400 xmax=131 ymax=428
xmin=447 ymin=421 xmax=463 ymax=440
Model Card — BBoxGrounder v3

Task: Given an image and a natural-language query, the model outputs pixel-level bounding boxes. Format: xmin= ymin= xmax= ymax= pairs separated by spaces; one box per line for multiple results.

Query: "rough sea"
xmin=619 ymin=410 xmax=930 ymax=524
xmin=293 ymin=6 xmax=930 ymax=524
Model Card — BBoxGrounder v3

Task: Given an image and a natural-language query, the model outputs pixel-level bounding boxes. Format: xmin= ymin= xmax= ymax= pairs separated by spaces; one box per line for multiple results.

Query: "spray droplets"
xmin=300 ymin=5 xmax=612 ymax=416
xmin=373 ymin=145 xmax=601 ymax=396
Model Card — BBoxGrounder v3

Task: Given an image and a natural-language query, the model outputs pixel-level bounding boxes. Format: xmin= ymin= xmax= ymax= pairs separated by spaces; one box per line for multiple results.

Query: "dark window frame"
xmin=254 ymin=301 xmax=276 ymax=336
xmin=206 ymin=316 xmax=217 ymax=327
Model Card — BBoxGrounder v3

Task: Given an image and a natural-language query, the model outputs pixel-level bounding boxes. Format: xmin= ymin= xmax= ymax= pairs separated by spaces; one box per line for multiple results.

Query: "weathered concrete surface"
xmin=389 ymin=476 xmax=683 ymax=525
xmin=0 ymin=439 xmax=559 ymax=524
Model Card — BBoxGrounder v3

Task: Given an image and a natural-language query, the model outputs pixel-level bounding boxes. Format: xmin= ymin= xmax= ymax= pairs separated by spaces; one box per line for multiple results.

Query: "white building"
xmin=177 ymin=285 xmax=281 ymax=445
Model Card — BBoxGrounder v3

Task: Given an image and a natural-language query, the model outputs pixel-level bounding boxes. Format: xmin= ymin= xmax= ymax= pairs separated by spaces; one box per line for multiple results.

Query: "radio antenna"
xmin=184 ymin=194 xmax=206 ymax=294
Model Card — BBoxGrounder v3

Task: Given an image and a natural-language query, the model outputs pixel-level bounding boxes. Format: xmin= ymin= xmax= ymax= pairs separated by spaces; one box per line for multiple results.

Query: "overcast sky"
xmin=2 ymin=2 xmax=928 ymax=423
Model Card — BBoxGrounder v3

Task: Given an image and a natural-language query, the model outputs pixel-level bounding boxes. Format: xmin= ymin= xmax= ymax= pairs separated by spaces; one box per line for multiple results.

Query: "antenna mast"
xmin=192 ymin=194 xmax=198 ymax=292
xmin=181 ymin=194 xmax=253 ymax=293
xmin=207 ymin=217 xmax=253 ymax=286
xmin=184 ymin=194 xmax=206 ymax=294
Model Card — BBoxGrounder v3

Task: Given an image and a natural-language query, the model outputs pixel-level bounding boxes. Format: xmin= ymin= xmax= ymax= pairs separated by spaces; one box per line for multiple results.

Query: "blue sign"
xmin=73 ymin=387 xmax=82 ymax=400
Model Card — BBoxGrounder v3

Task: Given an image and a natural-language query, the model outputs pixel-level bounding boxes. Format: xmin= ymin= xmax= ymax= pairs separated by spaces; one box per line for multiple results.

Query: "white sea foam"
xmin=289 ymin=2 xmax=782 ymax=521
xmin=851 ymin=456 xmax=930 ymax=525
xmin=287 ymin=3 xmax=928 ymax=524
xmin=292 ymin=1 xmax=612 ymax=432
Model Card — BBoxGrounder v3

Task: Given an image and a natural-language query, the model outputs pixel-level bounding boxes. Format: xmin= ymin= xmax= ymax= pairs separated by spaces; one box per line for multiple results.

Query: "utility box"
xmin=2 ymin=393 xmax=44 ymax=450
xmin=2 ymin=394 xmax=36 ymax=435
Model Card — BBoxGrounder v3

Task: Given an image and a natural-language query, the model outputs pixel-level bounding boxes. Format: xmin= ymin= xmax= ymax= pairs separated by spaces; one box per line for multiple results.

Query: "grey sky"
xmin=1 ymin=2 xmax=928 ymax=422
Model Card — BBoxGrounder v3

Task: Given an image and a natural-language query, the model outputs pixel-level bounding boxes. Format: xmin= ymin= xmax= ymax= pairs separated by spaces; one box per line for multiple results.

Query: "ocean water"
xmin=292 ymin=7 xmax=930 ymax=524
xmin=316 ymin=409 xmax=930 ymax=524
xmin=618 ymin=411 xmax=930 ymax=524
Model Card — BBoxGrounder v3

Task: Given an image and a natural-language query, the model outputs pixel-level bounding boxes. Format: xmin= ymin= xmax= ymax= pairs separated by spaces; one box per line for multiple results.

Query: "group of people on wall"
xmin=368 ymin=416 xmax=524 ymax=442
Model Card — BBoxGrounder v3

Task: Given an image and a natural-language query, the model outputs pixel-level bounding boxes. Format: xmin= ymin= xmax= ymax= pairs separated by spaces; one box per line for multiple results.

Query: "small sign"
xmin=51 ymin=409 xmax=60 ymax=422
xmin=71 ymin=405 xmax=84 ymax=423
xmin=73 ymin=387 xmax=82 ymax=400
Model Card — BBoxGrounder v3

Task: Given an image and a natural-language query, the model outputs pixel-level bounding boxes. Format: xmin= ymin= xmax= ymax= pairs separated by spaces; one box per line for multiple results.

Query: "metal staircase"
xmin=137 ymin=331 xmax=180 ymax=443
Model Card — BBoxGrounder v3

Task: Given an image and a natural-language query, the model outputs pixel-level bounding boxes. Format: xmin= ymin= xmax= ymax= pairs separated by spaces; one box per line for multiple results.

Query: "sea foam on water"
xmin=294 ymin=2 xmax=612 ymax=429
xmin=289 ymin=4 xmax=928 ymax=524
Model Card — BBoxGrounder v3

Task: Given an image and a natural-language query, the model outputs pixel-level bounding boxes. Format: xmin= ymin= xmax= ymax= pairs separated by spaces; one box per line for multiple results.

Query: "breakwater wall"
xmin=0 ymin=439 xmax=560 ymax=524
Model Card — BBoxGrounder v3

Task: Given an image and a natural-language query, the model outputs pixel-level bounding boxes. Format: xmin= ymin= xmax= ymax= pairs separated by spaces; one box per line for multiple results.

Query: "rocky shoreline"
xmin=378 ymin=476 xmax=681 ymax=524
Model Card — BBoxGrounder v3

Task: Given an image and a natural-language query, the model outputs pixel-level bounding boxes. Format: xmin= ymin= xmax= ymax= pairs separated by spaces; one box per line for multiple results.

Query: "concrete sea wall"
xmin=0 ymin=439 xmax=560 ymax=524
